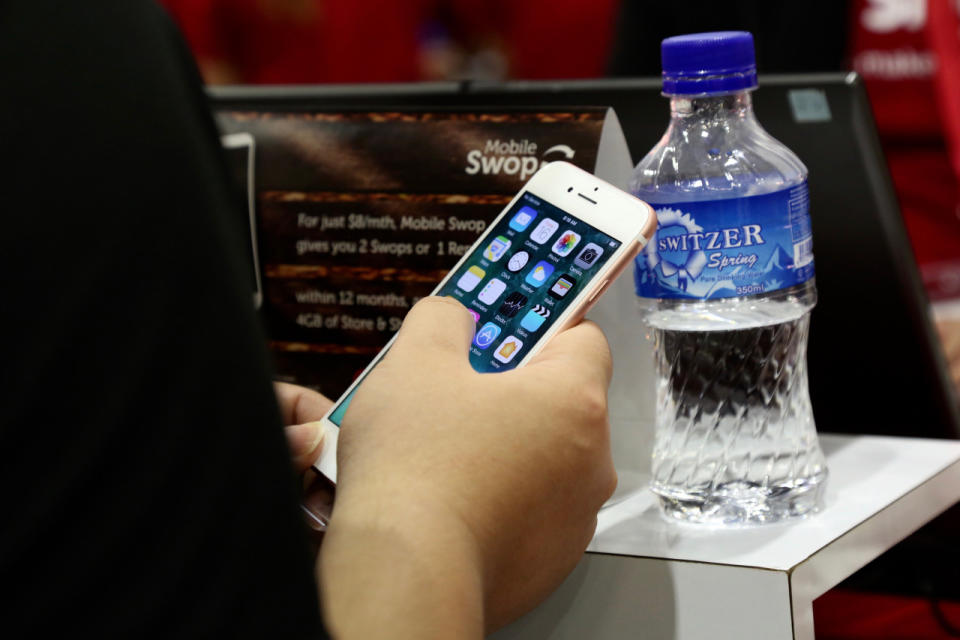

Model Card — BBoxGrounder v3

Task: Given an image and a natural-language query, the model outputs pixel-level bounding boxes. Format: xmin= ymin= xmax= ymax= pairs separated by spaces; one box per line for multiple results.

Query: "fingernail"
xmin=287 ymin=420 xmax=325 ymax=455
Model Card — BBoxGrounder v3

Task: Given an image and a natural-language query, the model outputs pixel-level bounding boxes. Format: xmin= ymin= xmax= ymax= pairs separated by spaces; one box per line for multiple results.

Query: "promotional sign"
xmin=216 ymin=108 xmax=632 ymax=397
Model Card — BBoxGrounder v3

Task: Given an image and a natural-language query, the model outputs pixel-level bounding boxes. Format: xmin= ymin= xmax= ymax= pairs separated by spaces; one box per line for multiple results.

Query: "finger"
xmin=275 ymin=382 xmax=334 ymax=426
xmin=387 ymin=296 xmax=476 ymax=365
xmin=526 ymin=320 xmax=613 ymax=388
xmin=285 ymin=420 xmax=326 ymax=474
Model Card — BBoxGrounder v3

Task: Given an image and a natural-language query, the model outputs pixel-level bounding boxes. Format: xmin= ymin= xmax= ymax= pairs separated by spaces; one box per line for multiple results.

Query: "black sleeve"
xmin=0 ymin=1 xmax=326 ymax=636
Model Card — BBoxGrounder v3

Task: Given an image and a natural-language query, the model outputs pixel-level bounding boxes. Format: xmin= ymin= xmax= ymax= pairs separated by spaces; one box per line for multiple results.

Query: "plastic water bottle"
xmin=630 ymin=32 xmax=827 ymax=525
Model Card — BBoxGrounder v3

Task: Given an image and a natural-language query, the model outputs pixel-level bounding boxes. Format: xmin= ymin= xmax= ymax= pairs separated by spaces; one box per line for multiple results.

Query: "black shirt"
xmin=0 ymin=1 xmax=324 ymax=636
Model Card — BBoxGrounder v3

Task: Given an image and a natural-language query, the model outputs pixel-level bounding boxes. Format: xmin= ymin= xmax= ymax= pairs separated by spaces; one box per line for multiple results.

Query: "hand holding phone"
xmin=313 ymin=162 xmax=655 ymax=485
xmin=316 ymin=163 xmax=655 ymax=632
xmin=321 ymin=296 xmax=621 ymax=632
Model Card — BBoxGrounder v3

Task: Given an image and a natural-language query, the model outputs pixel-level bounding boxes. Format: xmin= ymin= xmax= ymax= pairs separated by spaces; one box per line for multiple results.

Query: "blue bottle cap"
xmin=661 ymin=31 xmax=758 ymax=96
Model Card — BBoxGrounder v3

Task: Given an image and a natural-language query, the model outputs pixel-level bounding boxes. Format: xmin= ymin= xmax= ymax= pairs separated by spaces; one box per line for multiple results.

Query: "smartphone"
xmin=311 ymin=161 xmax=655 ymax=490
xmin=221 ymin=132 xmax=264 ymax=309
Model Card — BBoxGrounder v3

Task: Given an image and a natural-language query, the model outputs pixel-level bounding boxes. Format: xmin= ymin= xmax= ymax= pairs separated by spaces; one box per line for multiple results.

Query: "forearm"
xmin=319 ymin=495 xmax=486 ymax=640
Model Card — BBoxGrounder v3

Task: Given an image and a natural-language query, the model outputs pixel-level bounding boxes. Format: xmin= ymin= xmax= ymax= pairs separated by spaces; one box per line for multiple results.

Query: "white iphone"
xmin=310 ymin=161 xmax=655 ymax=496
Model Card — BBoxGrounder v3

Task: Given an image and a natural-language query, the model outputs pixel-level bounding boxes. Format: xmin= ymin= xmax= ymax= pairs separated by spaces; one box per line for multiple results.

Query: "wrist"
xmin=320 ymin=487 xmax=486 ymax=640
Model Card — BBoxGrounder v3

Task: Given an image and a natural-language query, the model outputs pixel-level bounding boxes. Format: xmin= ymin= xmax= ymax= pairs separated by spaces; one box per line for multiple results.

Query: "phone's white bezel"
xmin=312 ymin=161 xmax=654 ymax=483
xmin=221 ymin=132 xmax=264 ymax=309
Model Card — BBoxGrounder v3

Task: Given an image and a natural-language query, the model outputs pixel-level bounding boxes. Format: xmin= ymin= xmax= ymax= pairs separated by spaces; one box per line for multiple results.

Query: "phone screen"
xmin=328 ymin=191 xmax=622 ymax=426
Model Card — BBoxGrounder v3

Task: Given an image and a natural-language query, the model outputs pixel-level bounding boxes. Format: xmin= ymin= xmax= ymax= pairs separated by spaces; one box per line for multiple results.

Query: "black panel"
xmin=209 ymin=74 xmax=960 ymax=439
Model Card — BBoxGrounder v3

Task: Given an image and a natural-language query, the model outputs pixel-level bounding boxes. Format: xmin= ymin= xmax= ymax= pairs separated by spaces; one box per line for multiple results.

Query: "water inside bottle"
xmin=646 ymin=298 xmax=827 ymax=524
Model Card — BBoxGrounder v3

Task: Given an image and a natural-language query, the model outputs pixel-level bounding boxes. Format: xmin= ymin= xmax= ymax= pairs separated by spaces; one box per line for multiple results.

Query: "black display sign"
xmin=217 ymin=108 xmax=631 ymax=398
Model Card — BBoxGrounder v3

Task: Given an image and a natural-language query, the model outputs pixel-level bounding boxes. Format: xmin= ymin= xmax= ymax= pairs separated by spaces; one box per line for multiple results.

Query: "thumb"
xmin=285 ymin=421 xmax=326 ymax=473
xmin=386 ymin=296 xmax=476 ymax=366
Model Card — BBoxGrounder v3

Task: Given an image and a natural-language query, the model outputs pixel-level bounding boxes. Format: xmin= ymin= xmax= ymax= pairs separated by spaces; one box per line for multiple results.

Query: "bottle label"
xmin=635 ymin=182 xmax=815 ymax=299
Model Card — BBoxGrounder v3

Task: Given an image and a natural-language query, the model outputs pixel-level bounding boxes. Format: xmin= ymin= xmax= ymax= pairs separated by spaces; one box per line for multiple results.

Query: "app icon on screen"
xmin=552 ymin=230 xmax=581 ymax=257
xmin=457 ymin=265 xmax=485 ymax=292
xmin=483 ymin=235 xmax=511 ymax=262
xmin=520 ymin=305 xmax=551 ymax=332
xmin=474 ymin=322 xmax=502 ymax=349
xmin=530 ymin=218 xmax=559 ymax=244
xmin=509 ymin=206 xmax=538 ymax=232
xmin=507 ymin=250 xmax=530 ymax=273
xmin=574 ymin=242 xmax=604 ymax=269
xmin=468 ymin=309 xmax=481 ymax=323
xmin=494 ymin=335 xmax=523 ymax=364
xmin=525 ymin=260 xmax=555 ymax=288
xmin=498 ymin=292 xmax=528 ymax=318
xmin=477 ymin=278 xmax=507 ymax=305
xmin=549 ymin=274 xmax=576 ymax=299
